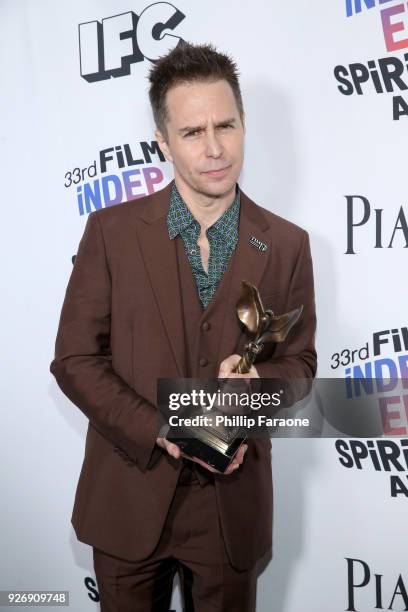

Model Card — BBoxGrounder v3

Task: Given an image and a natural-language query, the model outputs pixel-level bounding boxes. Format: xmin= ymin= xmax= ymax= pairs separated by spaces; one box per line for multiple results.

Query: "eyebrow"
xmin=178 ymin=117 xmax=237 ymax=134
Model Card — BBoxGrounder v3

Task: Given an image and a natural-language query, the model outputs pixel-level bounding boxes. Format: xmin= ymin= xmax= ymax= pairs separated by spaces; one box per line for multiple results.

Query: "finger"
xmin=233 ymin=444 xmax=248 ymax=465
xmin=181 ymin=453 xmax=220 ymax=473
xmin=181 ymin=453 xmax=242 ymax=475
xmin=190 ymin=456 xmax=219 ymax=473
xmin=165 ymin=441 xmax=181 ymax=459
xmin=239 ymin=443 xmax=249 ymax=459
xmin=240 ymin=443 xmax=248 ymax=455
xmin=156 ymin=437 xmax=181 ymax=459
xmin=224 ymin=461 xmax=240 ymax=475
xmin=192 ymin=455 xmax=221 ymax=473
xmin=180 ymin=451 xmax=197 ymax=464
xmin=221 ymin=373 xmax=252 ymax=390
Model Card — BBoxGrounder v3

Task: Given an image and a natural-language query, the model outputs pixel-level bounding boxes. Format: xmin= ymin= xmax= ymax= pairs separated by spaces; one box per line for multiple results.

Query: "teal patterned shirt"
xmin=167 ymin=181 xmax=240 ymax=308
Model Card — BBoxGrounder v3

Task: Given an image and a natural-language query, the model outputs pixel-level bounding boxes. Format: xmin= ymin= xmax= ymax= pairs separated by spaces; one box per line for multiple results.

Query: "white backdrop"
xmin=2 ymin=1 xmax=407 ymax=611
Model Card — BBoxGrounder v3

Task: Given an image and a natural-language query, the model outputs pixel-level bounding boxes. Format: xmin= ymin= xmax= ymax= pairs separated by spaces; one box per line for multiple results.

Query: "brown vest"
xmin=176 ymin=235 xmax=238 ymax=379
xmin=175 ymin=236 xmax=238 ymax=485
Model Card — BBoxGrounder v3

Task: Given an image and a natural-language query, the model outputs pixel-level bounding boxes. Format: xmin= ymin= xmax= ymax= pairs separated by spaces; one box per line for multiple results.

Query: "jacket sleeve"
xmin=50 ymin=211 xmax=162 ymax=471
xmin=255 ymin=229 xmax=317 ymax=382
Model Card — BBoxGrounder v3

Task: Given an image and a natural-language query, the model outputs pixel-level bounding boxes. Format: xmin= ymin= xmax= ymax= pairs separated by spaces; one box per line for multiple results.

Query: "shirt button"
xmin=202 ymin=321 xmax=211 ymax=331
xmin=199 ymin=357 xmax=208 ymax=367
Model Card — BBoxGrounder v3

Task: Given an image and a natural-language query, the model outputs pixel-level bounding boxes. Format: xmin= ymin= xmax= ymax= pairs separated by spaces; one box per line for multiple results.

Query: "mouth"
xmin=201 ymin=165 xmax=231 ymax=178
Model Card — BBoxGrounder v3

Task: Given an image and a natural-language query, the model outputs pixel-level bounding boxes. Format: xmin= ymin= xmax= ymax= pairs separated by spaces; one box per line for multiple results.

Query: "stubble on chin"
xmin=194 ymin=176 xmax=237 ymax=201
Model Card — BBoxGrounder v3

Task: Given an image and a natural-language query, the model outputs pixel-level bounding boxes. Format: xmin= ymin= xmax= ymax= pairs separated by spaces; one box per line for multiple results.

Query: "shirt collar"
xmin=167 ymin=181 xmax=240 ymax=243
xmin=167 ymin=182 xmax=197 ymax=240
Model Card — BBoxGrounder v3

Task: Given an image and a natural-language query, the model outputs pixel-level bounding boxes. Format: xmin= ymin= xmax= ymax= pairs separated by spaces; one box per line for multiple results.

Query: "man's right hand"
xmin=155 ymin=437 xmax=248 ymax=475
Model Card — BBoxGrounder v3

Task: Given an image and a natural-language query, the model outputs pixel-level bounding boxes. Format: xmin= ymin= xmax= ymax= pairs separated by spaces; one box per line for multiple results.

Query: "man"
xmin=50 ymin=42 xmax=317 ymax=611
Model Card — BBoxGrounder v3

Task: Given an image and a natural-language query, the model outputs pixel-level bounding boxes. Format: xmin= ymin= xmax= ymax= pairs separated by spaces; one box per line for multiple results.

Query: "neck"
xmin=174 ymin=176 xmax=237 ymax=230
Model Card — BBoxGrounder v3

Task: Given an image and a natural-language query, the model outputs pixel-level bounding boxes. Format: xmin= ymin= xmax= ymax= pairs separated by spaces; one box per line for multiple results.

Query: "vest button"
xmin=199 ymin=357 xmax=208 ymax=367
xmin=202 ymin=321 xmax=211 ymax=331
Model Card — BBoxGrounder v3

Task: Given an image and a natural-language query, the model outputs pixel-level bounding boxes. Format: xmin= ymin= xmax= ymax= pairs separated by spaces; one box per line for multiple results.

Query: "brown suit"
xmin=50 ymin=179 xmax=317 ymax=572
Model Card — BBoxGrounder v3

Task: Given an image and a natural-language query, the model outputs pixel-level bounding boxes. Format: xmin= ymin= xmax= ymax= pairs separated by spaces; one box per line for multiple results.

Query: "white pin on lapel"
xmin=249 ymin=236 xmax=268 ymax=252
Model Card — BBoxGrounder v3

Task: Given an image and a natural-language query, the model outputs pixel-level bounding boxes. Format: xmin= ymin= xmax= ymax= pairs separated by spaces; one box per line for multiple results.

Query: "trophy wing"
xmin=236 ymin=281 xmax=266 ymax=333
xmin=259 ymin=305 xmax=304 ymax=343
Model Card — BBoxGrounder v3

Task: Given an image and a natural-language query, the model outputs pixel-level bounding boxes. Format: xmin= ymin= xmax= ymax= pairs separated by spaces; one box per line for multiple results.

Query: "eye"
xmin=217 ymin=124 xmax=234 ymax=130
xmin=184 ymin=129 xmax=201 ymax=138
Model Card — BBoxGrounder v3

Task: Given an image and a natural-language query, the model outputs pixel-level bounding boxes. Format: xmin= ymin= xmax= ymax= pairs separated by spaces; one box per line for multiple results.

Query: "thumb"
xmin=165 ymin=440 xmax=181 ymax=459
xmin=219 ymin=354 xmax=241 ymax=377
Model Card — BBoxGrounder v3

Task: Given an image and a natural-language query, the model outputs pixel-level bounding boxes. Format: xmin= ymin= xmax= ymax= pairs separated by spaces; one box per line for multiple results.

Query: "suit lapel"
xmin=213 ymin=188 xmax=271 ymax=367
xmin=131 ymin=181 xmax=271 ymax=377
xmin=133 ymin=181 xmax=186 ymax=378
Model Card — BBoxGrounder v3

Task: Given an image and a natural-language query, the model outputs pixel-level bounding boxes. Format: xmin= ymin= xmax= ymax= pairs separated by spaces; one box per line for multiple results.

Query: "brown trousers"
xmin=93 ymin=463 xmax=257 ymax=611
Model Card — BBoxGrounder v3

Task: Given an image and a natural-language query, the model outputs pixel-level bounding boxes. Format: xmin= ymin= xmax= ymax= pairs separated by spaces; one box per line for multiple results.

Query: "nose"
xmin=204 ymin=128 xmax=222 ymax=158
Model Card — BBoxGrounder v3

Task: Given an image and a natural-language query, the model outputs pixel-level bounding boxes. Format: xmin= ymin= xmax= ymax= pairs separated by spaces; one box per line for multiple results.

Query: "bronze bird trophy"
xmin=166 ymin=281 xmax=303 ymax=472
xmin=234 ymin=281 xmax=303 ymax=374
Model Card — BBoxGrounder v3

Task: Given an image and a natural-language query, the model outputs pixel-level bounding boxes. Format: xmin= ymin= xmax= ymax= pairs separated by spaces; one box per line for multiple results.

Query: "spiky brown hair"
xmin=148 ymin=41 xmax=244 ymax=138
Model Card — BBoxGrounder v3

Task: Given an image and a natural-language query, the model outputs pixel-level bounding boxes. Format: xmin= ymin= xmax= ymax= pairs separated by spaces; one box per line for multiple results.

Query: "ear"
xmin=155 ymin=129 xmax=173 ymax=163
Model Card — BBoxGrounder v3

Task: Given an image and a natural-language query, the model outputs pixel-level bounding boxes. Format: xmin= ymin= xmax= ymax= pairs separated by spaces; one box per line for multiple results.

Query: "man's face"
xmin=156 ymin=79 xmax=245 ymax=201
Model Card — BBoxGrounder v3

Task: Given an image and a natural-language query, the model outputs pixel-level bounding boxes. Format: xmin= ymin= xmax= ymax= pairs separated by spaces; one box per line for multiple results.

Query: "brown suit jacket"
xmin=50 ymin=179 xmax=317 ymax=571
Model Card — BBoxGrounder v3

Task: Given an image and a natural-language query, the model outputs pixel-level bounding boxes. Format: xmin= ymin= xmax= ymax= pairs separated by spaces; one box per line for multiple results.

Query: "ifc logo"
xmin=79 ymin=2 xmax=185 ymax=83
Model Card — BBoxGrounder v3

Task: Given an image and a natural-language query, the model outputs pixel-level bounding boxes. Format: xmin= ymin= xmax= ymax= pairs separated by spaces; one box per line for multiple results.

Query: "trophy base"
xmin=166 ymin=425 xmax=247 ymax=473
